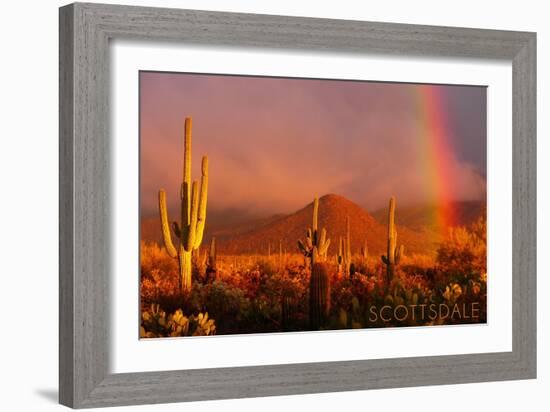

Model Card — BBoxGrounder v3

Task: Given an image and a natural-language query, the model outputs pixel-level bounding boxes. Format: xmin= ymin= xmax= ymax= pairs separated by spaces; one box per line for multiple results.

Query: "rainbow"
xmin=412 ymin=85 xmax=457 ymax=232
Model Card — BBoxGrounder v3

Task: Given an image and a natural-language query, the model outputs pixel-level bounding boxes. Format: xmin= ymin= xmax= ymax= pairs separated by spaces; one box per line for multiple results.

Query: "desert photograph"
xmin=139 ymin=72 xmax=487 ymax=338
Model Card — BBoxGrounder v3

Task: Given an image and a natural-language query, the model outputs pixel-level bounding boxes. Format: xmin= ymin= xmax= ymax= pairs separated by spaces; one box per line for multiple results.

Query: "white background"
xmin=0 ymin=0 xmax=547 ymax=411
xmin=111 ymin=42 xmax=512 ymax=373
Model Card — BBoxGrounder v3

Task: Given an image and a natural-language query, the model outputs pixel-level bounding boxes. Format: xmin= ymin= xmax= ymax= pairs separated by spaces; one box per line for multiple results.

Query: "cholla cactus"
xmin=159 ymin=117 xmax=209 ymax=294
xmin=381 ymin=196 xmax=404 ymax=286
xmin=298 ymin=197 xmax=331 ymax=266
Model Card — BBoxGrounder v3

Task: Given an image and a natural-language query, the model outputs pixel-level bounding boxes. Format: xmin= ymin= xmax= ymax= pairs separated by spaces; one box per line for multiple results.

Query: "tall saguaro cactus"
xmin=336 ymin=217 xmax=352 ymax=276
xmin=298 ymin=197 xmax=331 ymax=266
xmin=344 ymin=216 xmax=352 ymax=276
xmin=158 ymin=117 xmax=209 ymax=294
xmin=381 ymin=196 xmax=403 ymax=286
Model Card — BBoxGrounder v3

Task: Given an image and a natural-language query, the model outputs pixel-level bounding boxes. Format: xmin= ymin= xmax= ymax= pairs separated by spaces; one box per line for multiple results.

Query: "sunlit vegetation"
xmin=140 ymin=212 xmax=487 ymax=337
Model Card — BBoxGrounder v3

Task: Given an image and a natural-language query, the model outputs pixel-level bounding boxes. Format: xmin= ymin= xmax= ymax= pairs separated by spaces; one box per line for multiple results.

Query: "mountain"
xmin=209 ymin=194 xmax=436 ymax=255
xmin=140 ymin=194 xmax=480 ymax=256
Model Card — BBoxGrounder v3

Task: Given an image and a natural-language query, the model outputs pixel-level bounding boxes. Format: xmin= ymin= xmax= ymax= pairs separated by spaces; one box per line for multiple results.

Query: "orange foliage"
xmin=436 ymin=214 xmax=487 ymax=278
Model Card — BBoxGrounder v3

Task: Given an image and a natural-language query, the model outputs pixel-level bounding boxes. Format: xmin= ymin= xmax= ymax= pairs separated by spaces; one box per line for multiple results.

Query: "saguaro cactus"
xmin=337 ymin=237 xmax=344 ymax=274
xmin=309 ymin=262 xmax=331 ymax=330
xmin=158 ymin=117 xmax=209 ymax=293
xmin=381 ymin=196 xmax=403 ymax=286
xmin=298 ymin=197 xmax=331 ymax=266
xmin=361 ymin=239 xmax=369 ymax=261
xmin=206 ymin=237 xmax=217 ymax=282
xmin=344 ymin=216 xmax=352 ymax=276
xmin=360 ymin=238 xmax=369 ymax=273
xmin=336 ymin=217 xmax=352 ymax=276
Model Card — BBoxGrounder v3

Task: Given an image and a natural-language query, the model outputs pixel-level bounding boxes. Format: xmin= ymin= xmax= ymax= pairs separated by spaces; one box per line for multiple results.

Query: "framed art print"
xmin=138 ymin=72 xmax=488 ymax=336
xmin=59 ymin=3 xmax=536 ymax=408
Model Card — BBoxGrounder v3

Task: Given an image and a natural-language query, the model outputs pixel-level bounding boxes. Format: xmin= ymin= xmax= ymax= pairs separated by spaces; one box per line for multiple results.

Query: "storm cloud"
xmin=140 ymin=72 xmax=486 ymax=216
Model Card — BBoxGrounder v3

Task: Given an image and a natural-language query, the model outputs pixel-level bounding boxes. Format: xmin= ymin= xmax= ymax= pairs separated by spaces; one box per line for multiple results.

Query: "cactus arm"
xmin=319 ymin=238 xmax=330 ymax=256
xmin=158 ymin=190 xmax=177 ymax=258
xmin=184 ymin=181 xmax=199 ymax=252
xmin=194 ymin=156 xmax=209 ymax=248
xmin=395 ymin=244 xmax=404 ymax=264
xmin=183 ymin=118 xmax=192 ymax=199
xmin=387 ymin=196 xmax=396 ymax=265
xmin=181 ymin=118 xmax=192 ymax=243
xmin=305 ymin=228 xmax=313 ymax=249
xmin=312 ymin=197 xmax=319 ymax=233
xmin=180 ymin=182 xmax=191 ymax=244
xmin=172 ymin=222 xmax=181 ymax=239
xmin=318 ymin=228 xmax=327 ymax=256
xmin=319 ymin=228 xmax=326 ymax=249
xmin=297 ymin=240 xmax=309 ymax=256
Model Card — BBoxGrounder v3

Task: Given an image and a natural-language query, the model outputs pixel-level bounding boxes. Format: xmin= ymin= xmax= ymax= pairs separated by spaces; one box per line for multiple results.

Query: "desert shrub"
xmin=140 ymin=241 xmax=183 ymax=310
xmin=140 ymin=241 xmax=178 ymax=277
xmin=186 ymin=280 xmax=251 ymax=334
xmin=256 ymin=258 xmax=277 ymax=278
xmin=140 ymin=232 xmax=487 ymax=335
xmin=436 ymin=214 xmax=486 ymax=282
xmin=399 ymin=253 xmax=438 ymax=283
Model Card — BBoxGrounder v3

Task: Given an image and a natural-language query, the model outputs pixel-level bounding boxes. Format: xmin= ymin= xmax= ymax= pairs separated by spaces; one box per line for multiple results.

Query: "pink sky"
xmin=140 ymin=72 xmax=486 ymax=218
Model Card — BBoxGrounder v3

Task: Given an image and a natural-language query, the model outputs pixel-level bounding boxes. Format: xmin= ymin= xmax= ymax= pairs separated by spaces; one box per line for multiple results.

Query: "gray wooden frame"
xmin=59 ymin=2 xmax=536 ymax=408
